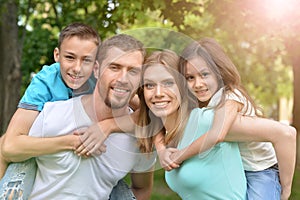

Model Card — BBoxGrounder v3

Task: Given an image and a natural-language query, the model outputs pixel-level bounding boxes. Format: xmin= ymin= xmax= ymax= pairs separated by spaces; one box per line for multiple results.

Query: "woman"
xmin=136 ymin=50 xmax=247 ymax=199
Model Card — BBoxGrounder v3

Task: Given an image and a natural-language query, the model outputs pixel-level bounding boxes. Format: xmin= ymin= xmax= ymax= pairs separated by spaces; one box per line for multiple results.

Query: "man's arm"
xmin=2 ymin=108 xmax=81 ymax=162
xmin=130 ymin=170 xmax=154 ymax=200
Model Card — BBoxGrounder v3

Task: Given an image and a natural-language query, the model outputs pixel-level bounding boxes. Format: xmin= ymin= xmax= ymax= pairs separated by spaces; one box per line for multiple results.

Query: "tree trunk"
xmin=285 ymin=37 xmax=300 ymax=167
xmin=0 ymin=1 xmax=21 ymax=135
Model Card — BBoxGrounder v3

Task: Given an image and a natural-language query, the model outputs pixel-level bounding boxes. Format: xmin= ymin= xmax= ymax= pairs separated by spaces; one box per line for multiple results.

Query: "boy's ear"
xmin=93 ymin=61 xmax=100 ymax=79
xmin=53 ymin=47 xmax=60 ymax=62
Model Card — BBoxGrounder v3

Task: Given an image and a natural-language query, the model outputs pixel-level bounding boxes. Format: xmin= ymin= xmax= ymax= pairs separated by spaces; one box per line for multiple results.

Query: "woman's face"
xmin=184 ymin=57 xmax=219 ymax=103
xmin=143 ymin=65 xmax=181 ymax=120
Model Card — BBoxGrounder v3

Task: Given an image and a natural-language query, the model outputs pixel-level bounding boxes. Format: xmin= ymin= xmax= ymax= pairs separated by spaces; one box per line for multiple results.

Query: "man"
xmin=6 ymin=34 xmax=155 ymax=199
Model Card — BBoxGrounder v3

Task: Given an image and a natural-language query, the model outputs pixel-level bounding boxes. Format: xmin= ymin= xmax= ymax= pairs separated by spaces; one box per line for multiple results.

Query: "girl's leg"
xmin=245 ymin=165 xmax=281 ymax=200
xmin=0 ymin=158 xmax=37 ymax=200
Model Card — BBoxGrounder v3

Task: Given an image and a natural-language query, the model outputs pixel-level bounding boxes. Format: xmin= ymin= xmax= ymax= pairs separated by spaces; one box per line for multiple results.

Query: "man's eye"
xmin=83 ymin=58 xmax=93 ymax=64
xmin=129 ymin=69 xmax=140 ymax=75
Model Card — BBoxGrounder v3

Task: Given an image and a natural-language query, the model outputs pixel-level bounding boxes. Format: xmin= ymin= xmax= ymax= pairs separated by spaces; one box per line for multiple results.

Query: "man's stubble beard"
xmin=104 ymin=95 xmax=130 ymax=109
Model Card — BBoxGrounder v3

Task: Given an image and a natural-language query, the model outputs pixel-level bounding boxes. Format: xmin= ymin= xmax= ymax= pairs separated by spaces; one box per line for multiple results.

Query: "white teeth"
xmin=113 ymin=88 xmax=128 ymax=93
xmin=154 ymin=102 xmax=168 ymax=106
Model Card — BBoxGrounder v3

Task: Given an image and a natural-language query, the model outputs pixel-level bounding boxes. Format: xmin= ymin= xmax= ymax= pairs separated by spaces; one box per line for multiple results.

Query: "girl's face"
xmin=185 ymin=57 xmax=219 ymax=103
xmin=143 ymin=65 xmax=181 ymax=120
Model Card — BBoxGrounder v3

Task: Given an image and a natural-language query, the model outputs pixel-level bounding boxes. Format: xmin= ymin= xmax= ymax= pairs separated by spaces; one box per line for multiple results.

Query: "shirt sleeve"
xmin=18 ymin=72 xmax=53 ymax=111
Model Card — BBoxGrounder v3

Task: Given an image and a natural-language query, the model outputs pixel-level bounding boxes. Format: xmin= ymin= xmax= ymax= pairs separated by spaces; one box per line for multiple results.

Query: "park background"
xmin=0 ymin=0 xmax=299 ymax=199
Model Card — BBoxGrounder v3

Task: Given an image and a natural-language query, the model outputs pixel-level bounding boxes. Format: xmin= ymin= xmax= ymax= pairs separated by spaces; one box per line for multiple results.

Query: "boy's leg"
xmin=245 ymin=165 xmax=281 ymax=200
xmin=0 ymin=158 xmax=37 ymax=200
xmin=109 ymin=179 xmax=136 ymax=200
xmin=0 ymin=137 xmax=9 ymax=179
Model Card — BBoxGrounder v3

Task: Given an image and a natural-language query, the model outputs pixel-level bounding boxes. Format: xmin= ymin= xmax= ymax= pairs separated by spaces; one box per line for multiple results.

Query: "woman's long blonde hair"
xmin=136 ymin=50 xmax=197 ymax=153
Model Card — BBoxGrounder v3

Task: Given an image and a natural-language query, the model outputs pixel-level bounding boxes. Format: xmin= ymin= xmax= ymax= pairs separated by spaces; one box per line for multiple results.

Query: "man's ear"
xmin=53 ymin=47 xmax=60 ymax=62
xmin=93 ymin=60 xmax=100 ymax=79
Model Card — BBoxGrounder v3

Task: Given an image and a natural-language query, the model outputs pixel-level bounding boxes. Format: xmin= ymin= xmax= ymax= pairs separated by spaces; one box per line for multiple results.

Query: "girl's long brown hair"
xmin=179 ymin=37 xmax=262 ymax=116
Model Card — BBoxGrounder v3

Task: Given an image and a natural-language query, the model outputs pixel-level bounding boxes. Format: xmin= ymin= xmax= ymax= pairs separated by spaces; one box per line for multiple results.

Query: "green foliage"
xmin=17 ymin=0 xmax=296 ymax=118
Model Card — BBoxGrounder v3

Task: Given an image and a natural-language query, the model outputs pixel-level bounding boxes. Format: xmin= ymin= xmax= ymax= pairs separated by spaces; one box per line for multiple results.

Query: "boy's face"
xmin=54 ymin=36 xmax=98 ymax=90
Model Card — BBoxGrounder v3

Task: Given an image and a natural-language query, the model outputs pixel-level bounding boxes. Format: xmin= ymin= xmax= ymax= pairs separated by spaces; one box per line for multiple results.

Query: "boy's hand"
xmin=73 ymin=123 xmax=109 ymax=156
xmin=158 ymin=148 xmax=180 ymax=171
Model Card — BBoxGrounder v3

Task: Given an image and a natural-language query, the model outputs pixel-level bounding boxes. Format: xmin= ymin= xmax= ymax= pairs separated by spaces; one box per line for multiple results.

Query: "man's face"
xmin=54 ymin=36 xmax=98 ymax=90
xmin=95 ymin=47 xmax=143 ymax=109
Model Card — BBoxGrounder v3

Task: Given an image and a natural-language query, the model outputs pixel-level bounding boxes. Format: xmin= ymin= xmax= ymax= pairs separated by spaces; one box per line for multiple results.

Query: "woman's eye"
xmin=144 ymin=83 xmax=155 ymax=89
xmin=163 ymin=81 xmax=174 ymax=87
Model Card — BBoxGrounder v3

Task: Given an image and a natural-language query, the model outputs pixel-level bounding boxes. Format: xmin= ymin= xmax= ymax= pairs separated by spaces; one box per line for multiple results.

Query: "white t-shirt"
xmin=29 ymin=96 xmax=156 ymax=200
xmin=209 ymin=88 xmax=277 ymax=171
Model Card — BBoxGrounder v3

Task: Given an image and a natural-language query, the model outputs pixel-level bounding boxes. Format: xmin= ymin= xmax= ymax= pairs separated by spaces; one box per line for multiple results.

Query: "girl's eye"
xmin=186 ymin=76 xmax=194 ymax=81
xmin=201 ymin=72 xmax=210 ymax=78
xmin=144 ymin=83 xmax=155 ymax=89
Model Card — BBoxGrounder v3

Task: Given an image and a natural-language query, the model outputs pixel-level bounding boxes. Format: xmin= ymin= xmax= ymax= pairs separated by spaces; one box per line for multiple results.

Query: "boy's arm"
xmin=226 ymin=116 xmax=296 ymax=200
xmin=75 ymin=110 xmax=139 ymax=156
xmin=171 ymin=100 xmax=240 ymax=164
xmin=2 ymin=108 xmax=81 ymax=162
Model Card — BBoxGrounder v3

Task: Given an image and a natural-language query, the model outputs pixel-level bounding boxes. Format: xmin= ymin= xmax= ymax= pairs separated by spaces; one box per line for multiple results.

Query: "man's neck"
xmin=81 ymin=94 xmax=129 ymax=122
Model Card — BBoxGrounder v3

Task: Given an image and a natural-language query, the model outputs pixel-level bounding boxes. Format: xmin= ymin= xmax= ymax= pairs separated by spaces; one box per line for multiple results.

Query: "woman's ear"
xmin=53 ymin=47 xmax=60 ymax=62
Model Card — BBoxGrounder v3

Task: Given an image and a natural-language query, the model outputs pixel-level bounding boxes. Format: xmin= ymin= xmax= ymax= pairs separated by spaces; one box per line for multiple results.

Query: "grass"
xmin=150 ymin=167 xmax=300 ymax=200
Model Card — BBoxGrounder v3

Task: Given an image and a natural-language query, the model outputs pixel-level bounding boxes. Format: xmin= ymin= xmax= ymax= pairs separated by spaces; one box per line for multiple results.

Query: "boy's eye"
xmin=65 ymin=55 xmax=75 ymax=60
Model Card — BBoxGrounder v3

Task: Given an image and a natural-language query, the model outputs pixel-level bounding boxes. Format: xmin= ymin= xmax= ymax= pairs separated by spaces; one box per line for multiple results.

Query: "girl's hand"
xmin=158 ymin=148 xmax=180 ymax=171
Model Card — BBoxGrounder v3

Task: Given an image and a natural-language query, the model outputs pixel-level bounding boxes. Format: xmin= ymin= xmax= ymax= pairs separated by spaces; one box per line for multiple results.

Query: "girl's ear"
xmin=53 ymin=47 xmax=60 ymax=62
xmin=93 ymin=60 xmax=100 ymax=79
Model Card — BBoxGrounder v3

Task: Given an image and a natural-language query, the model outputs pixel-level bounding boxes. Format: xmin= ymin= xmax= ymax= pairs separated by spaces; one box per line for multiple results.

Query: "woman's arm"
xmin=2 ymin=108 xmax=81 ymax=162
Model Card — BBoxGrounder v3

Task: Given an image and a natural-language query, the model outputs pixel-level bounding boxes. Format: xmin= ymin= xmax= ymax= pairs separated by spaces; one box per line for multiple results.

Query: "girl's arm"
xmin=2 ymin=108 xmax=81 ymax=162
xmin=170 ymin=100 xmax=241 ymax=164
xmin=227 ymin=116 xmax=296 ymax=200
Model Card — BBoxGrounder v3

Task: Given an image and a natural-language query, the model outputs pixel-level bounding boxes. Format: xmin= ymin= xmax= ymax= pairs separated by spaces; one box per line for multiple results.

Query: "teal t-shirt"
xmin=165 ymin=108 xmax=247 ymax=200
xmin=18 ymin=63 xmax=94 ymax=111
